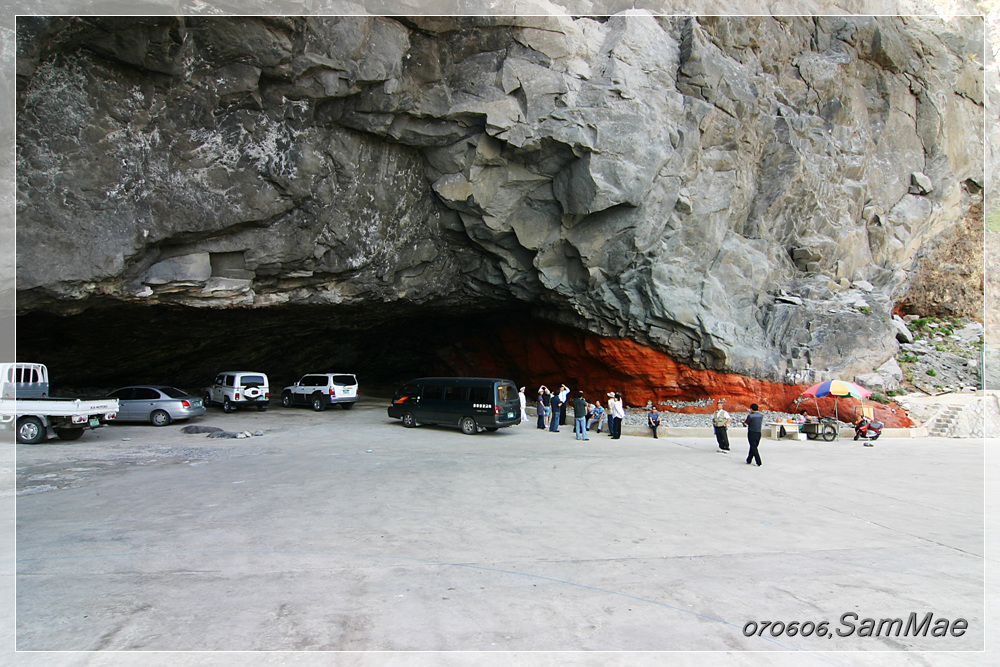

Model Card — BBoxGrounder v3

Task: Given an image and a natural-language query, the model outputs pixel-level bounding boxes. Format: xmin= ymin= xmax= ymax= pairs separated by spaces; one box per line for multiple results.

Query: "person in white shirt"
xmin=610 ymin=392 xmax=625 ymax=439
xmin=558 ymin=384 xmax=570 ymax=426
xmin=712 ymin=400 xmax=731 ymax=452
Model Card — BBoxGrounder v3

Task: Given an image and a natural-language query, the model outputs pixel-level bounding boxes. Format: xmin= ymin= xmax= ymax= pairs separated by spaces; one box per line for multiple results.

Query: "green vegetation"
xmin=870 ymin=393 xmax=888 ymax=404
xmin=926 ymin=369 xmax=937 ymax=377
xmin=857 ymin=305 xmax=872 ymax=315
xmin=987 ymin=208 xmax=1000 ymax=234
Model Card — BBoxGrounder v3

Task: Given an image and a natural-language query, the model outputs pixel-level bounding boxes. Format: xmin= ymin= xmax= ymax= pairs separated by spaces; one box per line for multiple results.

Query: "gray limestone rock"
xmin=14 ymin=13 xmax=985 ymax=385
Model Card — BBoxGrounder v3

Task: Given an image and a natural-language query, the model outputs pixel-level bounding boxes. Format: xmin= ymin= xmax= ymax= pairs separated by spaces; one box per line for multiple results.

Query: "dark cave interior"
xmin=15 ymin=302 xmax=539 ymax=398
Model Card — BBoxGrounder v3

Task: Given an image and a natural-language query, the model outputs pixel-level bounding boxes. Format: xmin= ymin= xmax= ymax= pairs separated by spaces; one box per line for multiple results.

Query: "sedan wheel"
xmin=150 ymin=409 xmax=171 ymax=427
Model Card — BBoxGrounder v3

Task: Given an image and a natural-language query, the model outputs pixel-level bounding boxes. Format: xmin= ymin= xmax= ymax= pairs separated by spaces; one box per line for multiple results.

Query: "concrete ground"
xmin=2 ymin=397 xmax=996 ymax=666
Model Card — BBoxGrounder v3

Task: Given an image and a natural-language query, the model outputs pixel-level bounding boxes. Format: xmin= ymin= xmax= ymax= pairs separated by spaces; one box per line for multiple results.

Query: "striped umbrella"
xmin=800 ymin=380 xmax=872 ymax=400
xmin=799 ymin=380 xmax=872 ymax=433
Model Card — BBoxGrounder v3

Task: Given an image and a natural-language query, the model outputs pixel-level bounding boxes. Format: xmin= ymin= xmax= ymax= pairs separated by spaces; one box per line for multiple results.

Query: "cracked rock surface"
xmin=15 ymin=14 xmax=984 ymax=384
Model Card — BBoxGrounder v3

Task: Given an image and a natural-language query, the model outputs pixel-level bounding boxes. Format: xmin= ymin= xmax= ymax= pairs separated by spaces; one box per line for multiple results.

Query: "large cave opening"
xmin=15 ymin=303 xmax=539 ymax=398
xmin=14 ymin=301 xmax=810 ymax=414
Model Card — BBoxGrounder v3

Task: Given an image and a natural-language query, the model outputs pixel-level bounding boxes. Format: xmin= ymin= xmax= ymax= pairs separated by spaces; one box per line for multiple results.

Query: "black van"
xmin=387 ymin=377 xmax=521 ymax=434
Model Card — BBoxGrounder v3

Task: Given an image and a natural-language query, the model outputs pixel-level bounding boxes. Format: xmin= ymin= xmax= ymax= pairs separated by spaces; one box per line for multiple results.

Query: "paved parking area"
xmin=5 ymin=398 xmax=995 ymax=664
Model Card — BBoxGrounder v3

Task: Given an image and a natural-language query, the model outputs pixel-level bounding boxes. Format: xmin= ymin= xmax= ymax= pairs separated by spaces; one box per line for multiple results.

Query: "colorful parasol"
xmin=799 ymin=380 xmax=872 ymax=400
xmin=799 ymin=380 xmax=872 ymax=436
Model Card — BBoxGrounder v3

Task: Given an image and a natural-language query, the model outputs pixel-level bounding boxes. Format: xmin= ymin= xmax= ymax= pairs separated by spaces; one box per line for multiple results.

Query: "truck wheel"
xmin=223 ymin=397 xmax=235 ymax=413
xmin=460 ymin=416 xmax=478 ymax=435
xmin=54 ymin=427 xmax=84 ymax=441
xmin=311 ymin=394 xmax=326 ymax=412
xmin=150 ymin=410 xmax=171 ymax=427
xmin=17 ymin=417 xmax=46 ymax=444
xmin=281 ymin=392 xmax=293 ymax=408
xmin=401 ymin=411 xmax=417 ymax=428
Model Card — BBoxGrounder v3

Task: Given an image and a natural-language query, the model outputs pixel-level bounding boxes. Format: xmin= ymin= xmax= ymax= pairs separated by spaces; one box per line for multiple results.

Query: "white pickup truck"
xmin=0 ymin=362 xmax=119 ymax=444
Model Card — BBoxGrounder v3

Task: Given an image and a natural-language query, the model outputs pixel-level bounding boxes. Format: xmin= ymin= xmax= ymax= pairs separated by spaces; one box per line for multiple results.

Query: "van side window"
xmin=468 ymin=386 xmax=489 ymax=404
xmin=444 ymin=386 xmax=467 ymax=401
xmin=424 ymin=385 xmax=443 ymax=401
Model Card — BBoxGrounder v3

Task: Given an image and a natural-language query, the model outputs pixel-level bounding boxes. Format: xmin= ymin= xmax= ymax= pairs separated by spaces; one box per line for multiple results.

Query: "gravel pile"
xmin=623 ymin=408 xmax=801 ymax=427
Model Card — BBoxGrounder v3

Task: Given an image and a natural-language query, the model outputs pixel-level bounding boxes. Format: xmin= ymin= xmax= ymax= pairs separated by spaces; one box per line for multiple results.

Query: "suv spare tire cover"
xmin=244 ymin=386 xmax=263 ymax=398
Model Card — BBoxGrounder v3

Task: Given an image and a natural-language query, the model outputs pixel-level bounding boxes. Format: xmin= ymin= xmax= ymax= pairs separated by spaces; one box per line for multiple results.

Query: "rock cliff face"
xmin=15 ymin=14 xmax=985 ymax=394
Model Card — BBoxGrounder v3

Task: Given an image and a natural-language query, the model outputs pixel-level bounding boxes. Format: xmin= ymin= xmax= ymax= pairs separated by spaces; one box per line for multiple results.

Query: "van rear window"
xmin=497 ymin=383 xmax=517 ymax=403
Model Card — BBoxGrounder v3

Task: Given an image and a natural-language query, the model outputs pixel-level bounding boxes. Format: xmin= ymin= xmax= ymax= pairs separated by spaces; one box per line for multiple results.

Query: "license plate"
xmin=89 ymin=417 xmax=100 ymax=427
xmin=192 ymin=400 xmax=202 ymax=408
xmin=507 ymin=412 xmax=514 ymax=419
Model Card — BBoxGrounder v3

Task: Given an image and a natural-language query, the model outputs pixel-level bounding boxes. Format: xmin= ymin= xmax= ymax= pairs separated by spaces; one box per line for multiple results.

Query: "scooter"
xmin=854 ymin=418 xmax=883 ymax=442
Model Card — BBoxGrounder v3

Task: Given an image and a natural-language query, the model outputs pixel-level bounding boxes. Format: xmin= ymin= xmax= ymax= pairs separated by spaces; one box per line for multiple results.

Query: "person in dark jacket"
xmin=573 ymin=391 xmax=589 ymax=441
xmin=647 ymin=405 xmax=660 ymax=439
xmin=743 ymin=403 xmax=764 ymax=466
xmin=548 ymin=390 xmax=561 ymax=432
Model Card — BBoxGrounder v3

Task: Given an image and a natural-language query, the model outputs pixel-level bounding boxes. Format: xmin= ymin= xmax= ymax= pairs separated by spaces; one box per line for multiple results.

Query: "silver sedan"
xmin=107 ymin=386 xmax=207 ymax=426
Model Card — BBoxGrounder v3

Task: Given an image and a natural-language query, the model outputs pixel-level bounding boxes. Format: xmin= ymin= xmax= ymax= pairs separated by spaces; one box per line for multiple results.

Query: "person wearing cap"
xmin=712 ymin=399 xmax=731 ymax=452
xmin=518 ymin=386 xmax=527 ymax=423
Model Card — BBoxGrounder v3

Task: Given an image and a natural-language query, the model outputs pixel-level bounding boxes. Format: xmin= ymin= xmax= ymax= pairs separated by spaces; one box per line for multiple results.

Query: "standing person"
xmin=536 ymin=389 xmax=547 ymax=429
xmin=647 ymin=405 xmax=660 ymax=439
xmin=743 ymin=403 xmax=764 ymax=466
xmin=573 ymin=391 xmax=589 ymax=441
xmin=548 ymin=389 xmax=562 ymax=432
xmin=605 ymin=393 xmax=616 ymax=437
xmin=558 ymin=384 xmax=570 ymax=426
xmin=712 ymin=400 xmax=731 ymax=452
xmin=588 ymin=400 xmax=606 ymax=433
xmin=611 ymin=392 xmax=625 ymax=439
xmin=518 ymin=386 xmax=527 ymax=423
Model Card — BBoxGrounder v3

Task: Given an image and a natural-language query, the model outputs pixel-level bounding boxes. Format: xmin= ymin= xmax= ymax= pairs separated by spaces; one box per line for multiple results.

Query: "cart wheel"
xmin=821 ymin=424 xmax=837 ymax=441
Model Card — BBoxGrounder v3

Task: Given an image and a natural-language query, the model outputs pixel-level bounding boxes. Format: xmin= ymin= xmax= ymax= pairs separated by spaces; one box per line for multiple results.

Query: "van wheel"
xmin=223 ymin=397 xmax=236 ymax=413
xmin=460 ymin=416 xmax=478 ymax=435
xmin=311 ymin=394 xmax=326 ymax=412
xmin=401 ymin=411 xmax=417 ymax=428
xmin=17 ymin=417 xmax=46 ymax=444
xmin=281 ymin=392 xmax=293 ymax=408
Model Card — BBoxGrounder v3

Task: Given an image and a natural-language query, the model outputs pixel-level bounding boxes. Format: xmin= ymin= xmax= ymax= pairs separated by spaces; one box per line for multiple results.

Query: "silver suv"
xmin=281 ymin=373 xmax=359 ymax=411
xmin=204 ymin=371 xmax=270 ymax=413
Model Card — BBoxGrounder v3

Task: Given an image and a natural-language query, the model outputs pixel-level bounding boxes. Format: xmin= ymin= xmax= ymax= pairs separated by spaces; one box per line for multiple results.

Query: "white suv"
xmin=281 ymin=373 xmax=359 ymax=411
xmin=204 ymin=371 xmax=270 ymax=413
